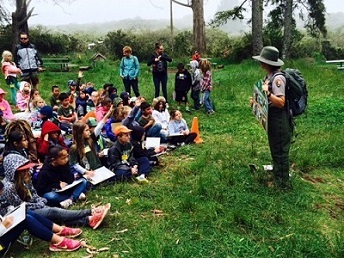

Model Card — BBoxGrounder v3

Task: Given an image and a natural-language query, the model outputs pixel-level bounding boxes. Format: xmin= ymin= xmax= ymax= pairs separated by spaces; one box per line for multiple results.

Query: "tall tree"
xmin=171 ymin=0 xmax=206 ymax=54
xmin=210 ymin=0 xmax=263 ymax=55
xmin=11 ymin=0 xmax=34 ymax=53
xmin=268 ymin=0 xmax=327 ymax=58
xmin=252 ymin=0 xmax=264 ymax=55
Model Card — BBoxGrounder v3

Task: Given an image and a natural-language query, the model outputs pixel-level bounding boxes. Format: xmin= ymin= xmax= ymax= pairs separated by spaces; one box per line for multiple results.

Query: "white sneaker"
xmin=78 ymin=193 xmax=87 ymax=201
xmin=60 ymin=198 xmax=73 ymax=209
xmin=136 ymin=174 xmax=149 ymax=184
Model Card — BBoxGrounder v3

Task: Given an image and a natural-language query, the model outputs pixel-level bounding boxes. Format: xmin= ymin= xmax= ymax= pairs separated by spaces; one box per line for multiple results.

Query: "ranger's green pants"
xmin=267 ymin=107 xmax=292 ymax=186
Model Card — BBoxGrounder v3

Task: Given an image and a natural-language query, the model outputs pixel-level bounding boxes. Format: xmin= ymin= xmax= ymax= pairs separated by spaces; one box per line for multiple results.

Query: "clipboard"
xmin=55 ymin=179 xmax=84 ymax=192
xmin=2 ymin=202 xmax=26 ymax=234
xmin=84 ymin=166 xmax=115 ymax=185
xmin=145 ymin=137 xmax=160 ymax=149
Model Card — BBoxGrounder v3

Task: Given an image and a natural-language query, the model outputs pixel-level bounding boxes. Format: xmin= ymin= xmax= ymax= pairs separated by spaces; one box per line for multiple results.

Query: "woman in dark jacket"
xmin=147 ymin=43 xmax=172 ymax=102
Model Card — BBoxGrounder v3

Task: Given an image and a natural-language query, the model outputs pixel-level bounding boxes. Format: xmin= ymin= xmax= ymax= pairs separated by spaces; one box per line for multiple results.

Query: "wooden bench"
xmin=325 ymin=59 xmax=344 ymax=70
xmin=43 ymin=57 xmax=70 ymax=72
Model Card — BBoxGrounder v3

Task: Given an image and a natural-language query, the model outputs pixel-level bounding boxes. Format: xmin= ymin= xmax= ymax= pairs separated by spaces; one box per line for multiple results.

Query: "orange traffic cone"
xmin=190 ymin=117 xmax=204 ymax=144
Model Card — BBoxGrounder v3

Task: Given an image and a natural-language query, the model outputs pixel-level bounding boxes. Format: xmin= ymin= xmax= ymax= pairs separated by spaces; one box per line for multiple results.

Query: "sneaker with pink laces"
xmin=91 ymin=203 xmax=111 ymax=216
xmin=49 ymin=238 xmax=81 ymax=252
xmin=89 ymin=207 xmax=109 ymax=229
xmin=57 ymin=227 xmax=82 ymax=238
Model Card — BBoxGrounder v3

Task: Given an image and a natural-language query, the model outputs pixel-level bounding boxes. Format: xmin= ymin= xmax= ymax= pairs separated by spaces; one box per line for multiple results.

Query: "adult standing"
xmin=120 ymin=46 xmax=140 ymax=97
xmin=252 ymin=46 xmax=292 ymax=189
xmin=15 ymin=32 xmax=43 ymax=90
xmin=147 ymin=43 xmax=172 ymax=103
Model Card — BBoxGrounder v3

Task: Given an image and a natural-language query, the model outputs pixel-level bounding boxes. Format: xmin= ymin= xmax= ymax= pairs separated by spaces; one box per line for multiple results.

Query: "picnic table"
xmin=325 ymin=59 xmax=344 ymax=70
xmin=42 ymin=57 xmax=71 ymax=71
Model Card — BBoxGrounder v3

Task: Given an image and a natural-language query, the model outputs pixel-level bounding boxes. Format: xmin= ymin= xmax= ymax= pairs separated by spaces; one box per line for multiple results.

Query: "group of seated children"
xmin=0 ymin=67 xmax=202 ymax=254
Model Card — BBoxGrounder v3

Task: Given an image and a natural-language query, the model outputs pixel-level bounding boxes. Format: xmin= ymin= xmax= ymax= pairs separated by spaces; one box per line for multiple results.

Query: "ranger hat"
xmin=252 ymin=46 xmax=284 ymax=66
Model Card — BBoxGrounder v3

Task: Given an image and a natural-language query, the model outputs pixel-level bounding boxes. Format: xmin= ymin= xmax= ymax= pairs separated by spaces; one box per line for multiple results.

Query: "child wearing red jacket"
xmin=36 ymin=121 xmax=68 ymax=161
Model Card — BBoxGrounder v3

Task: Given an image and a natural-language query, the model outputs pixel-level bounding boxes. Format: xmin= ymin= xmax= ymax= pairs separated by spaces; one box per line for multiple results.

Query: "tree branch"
xmin=209 ymin=0 xmax=249 ymax=27
xmin=172 ymin=0 xmax=192 ymax=8
xmin=18 ymin=6 xmax=34 ymax=27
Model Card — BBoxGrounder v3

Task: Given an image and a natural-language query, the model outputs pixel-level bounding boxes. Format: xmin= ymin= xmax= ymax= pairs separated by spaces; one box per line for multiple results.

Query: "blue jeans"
xmin=43 ymin=178 xmax=88 ymax=206
xmin=153 ymin=73 xmax=168 ymax=102
xmin=147 ymin=123 xmax=162 ymax=138
xmin=33 ymin=207 xmax=91 ymax=227
xmin=203 ymin=90 xmax=214 ymax=112
xmin=136 ymin=156 xmax=151 ymax=176
xmin=114 ymin=157 xmax=151 ymax=181
xmin=0 ymin=210 xmax=53 ymax=253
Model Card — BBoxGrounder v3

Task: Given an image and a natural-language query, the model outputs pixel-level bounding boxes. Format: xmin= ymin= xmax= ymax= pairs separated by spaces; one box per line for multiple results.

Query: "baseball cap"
xmin=17 ymin=161 xmax=37 ymax=171
xmin=39 ymin=106 xmax=53 ymax=118
xmin=86 ymin=117 xmax=98 ymax=127
xmin=114 ymin=125 xmax=132 ymax=136
xmin=68 ymin=80 xmax=77 ymax=86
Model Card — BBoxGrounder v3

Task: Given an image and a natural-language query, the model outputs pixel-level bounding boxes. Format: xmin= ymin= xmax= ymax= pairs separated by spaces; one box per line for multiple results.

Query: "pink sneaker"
xmin=89 ymin=207 xmax=109 ymax=229
xmin=91 ymin=203 xmax=111 ymax=216
xmin=57 ymin=227 xmax=82 ymax=238
xmin=49 ymin=238 xmax=81 ymax=252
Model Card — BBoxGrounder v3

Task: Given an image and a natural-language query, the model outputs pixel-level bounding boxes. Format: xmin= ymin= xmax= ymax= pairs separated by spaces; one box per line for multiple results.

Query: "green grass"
xmin=5 ymin=58 xmax=344 ymax=257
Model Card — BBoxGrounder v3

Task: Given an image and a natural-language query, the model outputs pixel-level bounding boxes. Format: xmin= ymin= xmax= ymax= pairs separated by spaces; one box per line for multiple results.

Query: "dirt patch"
xmin=301 ymin=174 xmax=325 ymax=184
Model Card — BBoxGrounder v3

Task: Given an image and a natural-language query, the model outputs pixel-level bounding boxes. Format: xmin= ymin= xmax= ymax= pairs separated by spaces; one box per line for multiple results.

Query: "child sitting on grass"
xmin=69 ymin=122 xmax=102 ymax=179
xmin=107 ymin=125 xmax=151 ymax=182
xmin=36 ymin=146 xmax=88 ymax=209
xmin=36 ymin=121 xmax=68 ymax=161
xmin=138 ymin=101 xmax=165 ymax=141
xmin=30 ymin=96 xmax=45 ymax=128
xmin=16 ymin=81 xmax=31 ymax=111
xmin=49 ymin=85 xmax=60 ymax=111
xmin=0 ymin=181 xmax=82 ymax=254
xmin=2 ymin=153 xmax=111 ymax=230
xmin=57 ymin=92 xmax=76 ymax=133
xmin=167 ymin=109 xmax=197 ymax=146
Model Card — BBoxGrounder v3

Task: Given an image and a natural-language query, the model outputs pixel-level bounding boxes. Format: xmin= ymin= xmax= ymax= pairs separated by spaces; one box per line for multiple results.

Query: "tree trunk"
xmin=191 ymin=0 xmax=206 ymax=54
xmin=172 ymin=0 xmax=206 ymax=54
xmin=251 ymin=0 xmax=263 ymax=55
xmin=11 ymin=0 xmax=32 ymax=53
xmin=282 ymin=0 xmax=293 ymax=59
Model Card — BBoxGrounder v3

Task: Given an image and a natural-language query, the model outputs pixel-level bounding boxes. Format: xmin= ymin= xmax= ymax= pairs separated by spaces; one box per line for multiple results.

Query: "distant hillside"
xmin=39 ymin=12 xmax=344 ymax=37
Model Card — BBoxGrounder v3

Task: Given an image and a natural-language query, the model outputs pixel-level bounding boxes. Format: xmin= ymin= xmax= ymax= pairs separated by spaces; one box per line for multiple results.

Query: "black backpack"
xmin=271 ymin=68 xmax=308 ymax=117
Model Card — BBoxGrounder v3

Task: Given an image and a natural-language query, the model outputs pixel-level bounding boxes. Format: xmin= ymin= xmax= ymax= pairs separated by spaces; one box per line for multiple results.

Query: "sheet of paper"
xmin=101 ymin=148 xmax=109 ymax=156
xmin=55 ymin=179 xmax=84 ymax=192
xmin=145 ymin=137 xmax=161 ymax=149
xmin=167 ymin=133 xmax=183 ymax=137
xmin=85 ymin=166 xmax=115 ymax=185
xmin=3 ymin=202 xmax=26 ymax=234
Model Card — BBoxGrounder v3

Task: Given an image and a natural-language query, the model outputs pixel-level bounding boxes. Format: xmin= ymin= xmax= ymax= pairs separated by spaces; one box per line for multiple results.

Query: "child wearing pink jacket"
xmin=16 ymin=81 xmax=31 ymax=111
xmin=1 ymin=50 xmax=21 ymax=104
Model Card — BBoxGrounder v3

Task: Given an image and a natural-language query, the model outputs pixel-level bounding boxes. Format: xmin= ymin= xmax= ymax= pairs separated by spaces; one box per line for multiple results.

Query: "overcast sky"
xmin=4 ymin=0 xmax=343 ymax=26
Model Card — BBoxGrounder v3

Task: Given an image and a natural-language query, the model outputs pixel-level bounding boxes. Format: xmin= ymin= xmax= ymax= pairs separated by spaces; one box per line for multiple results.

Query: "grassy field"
xmin=5 ymin=57 xmax=344 ymax=258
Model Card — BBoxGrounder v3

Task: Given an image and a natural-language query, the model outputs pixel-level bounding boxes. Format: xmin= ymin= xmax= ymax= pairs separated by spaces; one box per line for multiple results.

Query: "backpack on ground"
xmin=272 ymin=68 xmax=308 ymax=117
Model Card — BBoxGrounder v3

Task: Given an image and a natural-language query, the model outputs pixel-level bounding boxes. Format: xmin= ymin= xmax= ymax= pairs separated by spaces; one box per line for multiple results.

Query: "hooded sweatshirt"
xmin=3 ymin=153 xmax=47 ymax=210
xmin=36 ymin=121 xmax=67 ymax=158
xmin=16 ymin=81 xmax=31 ymax=111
